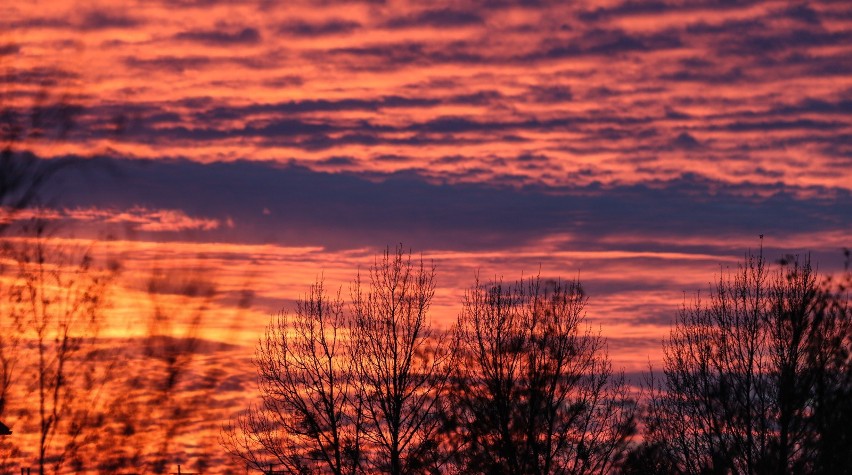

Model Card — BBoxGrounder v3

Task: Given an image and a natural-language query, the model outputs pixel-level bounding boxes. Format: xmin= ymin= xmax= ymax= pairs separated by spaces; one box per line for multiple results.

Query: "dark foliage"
xmin=449 ymin=275 xmax=636 ymax=475
xmin=642 ymin=248 xmax=852 ymax=475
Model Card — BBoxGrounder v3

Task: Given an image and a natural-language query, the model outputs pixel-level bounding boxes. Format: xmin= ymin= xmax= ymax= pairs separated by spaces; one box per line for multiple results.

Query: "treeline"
xmin=224 ymin=246 xmax=852 ymax=475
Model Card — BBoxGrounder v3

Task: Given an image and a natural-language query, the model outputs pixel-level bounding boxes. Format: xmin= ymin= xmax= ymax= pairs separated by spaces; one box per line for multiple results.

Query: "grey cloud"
xmin=197 ymin=95 xmax=441 ymax=120
xmin=718 ymin=119 xmax=846 ymax=132
xmin=277 ymin=19 xmax=361 ymax=37
xmin=0 ymin=44 xmax=21 ymax=56
xmin=325 ymin=40 xmax=491 ymax=70
xmin=125 ymin=55 xmax=212 ymax=73
xmin=718 ymin=29 xmax=851 ymax=57
xmin=537 ymin=28 xmax=683 ymax=60
xmin=316 ymin=156 xmax=359 ymax=167
xmin=660 ymin=66 xmax=745 ymax=84
xmin=174 ymin=27 xmax=262 ymax=45
xmin=80 ymin=11 xmax=144 ymax=30
xmin=672 ymin=132 xmax=701 ymax=149
xmin=526 ymin=85 xmax=573 ymax=103
xmin=262 ymin=75 xmax=305 ymax=88
xmin=578 ymin=1 xmax=672 ymax=22
xmin=1 ymin=67 xmax=79 ymax=87
xmin=384 ymin=8 xmax=484 ymax=28
xmin=782 ymin=3 xmax=822 ymax=24
xmin=578 ymin=0 xmax=769 ymax=23
xmin=105 ymin=106 xmax=658 ymax=151
xmin=685 ymin=18 xmax=766 ymax=35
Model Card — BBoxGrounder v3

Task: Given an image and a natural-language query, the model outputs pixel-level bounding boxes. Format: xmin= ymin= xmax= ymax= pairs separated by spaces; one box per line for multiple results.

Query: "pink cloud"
xmin=1 ymin=206 xmax=221 ymax=232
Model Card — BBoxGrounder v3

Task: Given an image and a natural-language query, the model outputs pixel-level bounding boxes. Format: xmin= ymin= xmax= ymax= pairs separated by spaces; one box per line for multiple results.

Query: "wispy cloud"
xmin=2 ymin=205 xmax=224 ymax=232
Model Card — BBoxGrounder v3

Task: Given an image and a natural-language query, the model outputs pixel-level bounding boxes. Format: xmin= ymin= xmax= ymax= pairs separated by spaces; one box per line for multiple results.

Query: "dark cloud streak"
xmin=47 ymin=157 xmax=852 ymax=253
xmin=174 ymin=27 xmax=262 ymax=45
xmin=277 ymin=19 xmax=361 ymax=37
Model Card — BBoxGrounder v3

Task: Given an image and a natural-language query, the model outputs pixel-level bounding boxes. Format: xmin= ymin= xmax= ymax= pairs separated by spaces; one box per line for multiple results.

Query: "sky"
xmin=2 ymin=0 xmax=851 ymax=372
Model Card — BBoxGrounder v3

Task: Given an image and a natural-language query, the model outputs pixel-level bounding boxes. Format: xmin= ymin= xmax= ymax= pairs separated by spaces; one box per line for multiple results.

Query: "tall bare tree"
xmin=223 ymin=280 xmax=363 ymax=475
xmin=226 ymin=247 xmax=456 ymax=475
xmin=451 ymin=275 xmax=636 ymax=475
xmin=795 ymin=249 xmax=852 ymax=474
xmin=350 ymin=246 xmax=455 ymax=475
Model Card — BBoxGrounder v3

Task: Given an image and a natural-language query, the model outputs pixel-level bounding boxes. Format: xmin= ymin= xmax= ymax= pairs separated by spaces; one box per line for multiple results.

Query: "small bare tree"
xmin=223 ymin=280 xmax=363 ymax=475
xmin=451 ymin=275 xmax=636 ymax=475
xmin=350 ymin=246 xmax=456 ymax=475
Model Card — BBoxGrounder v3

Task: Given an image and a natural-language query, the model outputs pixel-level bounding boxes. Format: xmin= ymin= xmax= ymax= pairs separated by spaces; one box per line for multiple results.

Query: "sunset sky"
xmin=2 ymin=0 xmax=851 ymax=371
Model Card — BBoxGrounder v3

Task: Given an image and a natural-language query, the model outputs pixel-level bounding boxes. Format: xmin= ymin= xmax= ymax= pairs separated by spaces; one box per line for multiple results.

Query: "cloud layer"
xmin=2 ymin=0 xmax=850 ymax=369
xmin=3 ymin=0 xmax=850 ymax=191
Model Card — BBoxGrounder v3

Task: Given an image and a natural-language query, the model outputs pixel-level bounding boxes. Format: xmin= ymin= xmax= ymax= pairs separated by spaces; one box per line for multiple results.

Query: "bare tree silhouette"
xmin=0 ymin=241 xmax=251 ymax=474
xmin=643 ymin=248 xmax=852 ymax=474
xmin=223 ymin=280 xmax=363 ymax=475
xmin=449 ymin=275 xmax=636 ymax=475
xmin=350 ymin=247 xmax=456 ymax=475
xmin=225 ymin=246 xmax=456 ymax=475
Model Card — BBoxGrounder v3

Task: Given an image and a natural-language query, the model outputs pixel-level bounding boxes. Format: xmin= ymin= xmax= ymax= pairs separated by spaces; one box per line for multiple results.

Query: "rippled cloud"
xmin=2 ymin=0 xmax=850 ymax=367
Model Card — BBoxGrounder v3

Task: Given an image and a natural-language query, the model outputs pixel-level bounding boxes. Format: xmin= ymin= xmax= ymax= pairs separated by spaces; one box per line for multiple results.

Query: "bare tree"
xmin=0 ymin=220 xmax=117 ymax=475
xmin=643 ymin=248 xmax=852 ymax=474
xmin=451 ymin=275 xmax=636 ymax=475
xmin=228 ymin=247 xmax=455 ymax=475
xmin=223 ymin=280 xmax=363 ymax=475
xmin=228 ymin=249 xmax=644 ymax=474
xmin=350 ymin=246 xmax=455 ymax=475
xmin=0 ymin=272 xmax=21 ymax=419
xmin=0 ymin=240 xmax=250 ymax=474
